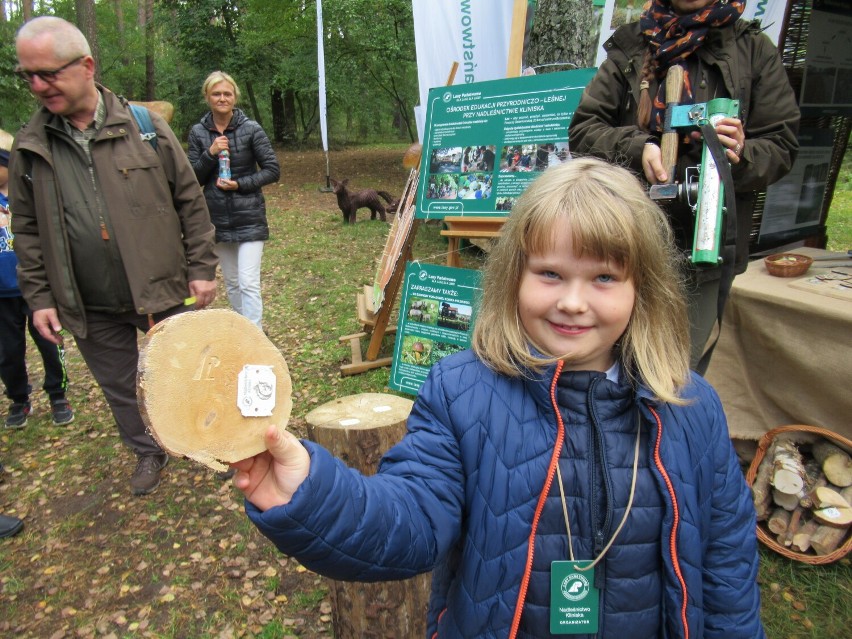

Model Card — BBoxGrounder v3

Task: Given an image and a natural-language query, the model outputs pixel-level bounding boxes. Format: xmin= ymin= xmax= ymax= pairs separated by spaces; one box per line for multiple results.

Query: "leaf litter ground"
xmin=0 ymin=145 xmax=423 ymax=639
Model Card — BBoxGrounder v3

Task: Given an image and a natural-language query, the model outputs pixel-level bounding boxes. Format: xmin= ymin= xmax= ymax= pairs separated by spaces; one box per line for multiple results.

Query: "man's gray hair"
xmin=16 ymin=16 xmax=92 ymax=61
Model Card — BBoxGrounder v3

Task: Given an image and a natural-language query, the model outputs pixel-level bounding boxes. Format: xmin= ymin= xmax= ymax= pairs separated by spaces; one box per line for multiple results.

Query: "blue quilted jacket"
xmin=247 ymin=350 xmax=764 ymax=638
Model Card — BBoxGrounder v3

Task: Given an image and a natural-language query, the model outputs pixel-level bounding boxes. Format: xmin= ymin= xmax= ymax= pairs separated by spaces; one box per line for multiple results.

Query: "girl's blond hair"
xmin=202 ymin=70 xmax=241 ymax=103
xmin=471 ymin=157 xmax=690 ymax=404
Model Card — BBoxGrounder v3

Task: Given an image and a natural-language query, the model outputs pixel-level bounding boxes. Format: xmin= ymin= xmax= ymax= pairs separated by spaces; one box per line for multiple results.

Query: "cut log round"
xmin=811 ymin=525 xmax=850 ymax=556
xmin=772 ymin=489 xmax=800 ymax=512
xmin=790 ymin=519 xmax=820 ymax=553
xmin=770 ymin=438 xmax=806 ymax=495
xmin=812 ymin=506 xmax=852 ymax=527
xmin=810 ymin=486 xmax=851 ymax=510
xmin=812 ymin=440 xmax=852 ymax=488
xmin=767 ymin=508 xmax=791 ymax=535
xmin=138 ymin=309 xmax=292 ymax=471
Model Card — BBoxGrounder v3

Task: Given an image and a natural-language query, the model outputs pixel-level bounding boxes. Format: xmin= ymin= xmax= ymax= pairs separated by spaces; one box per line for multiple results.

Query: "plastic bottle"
xmin=218 ymin=150 xmax=231 ymax=180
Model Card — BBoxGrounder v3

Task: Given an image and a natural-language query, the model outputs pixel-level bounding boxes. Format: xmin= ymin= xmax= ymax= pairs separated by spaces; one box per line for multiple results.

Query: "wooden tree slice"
xmin=138 ymin=309 xmax=292 ymax=471
xmin=771 ymin=438 xmax=806 ymax=495
xmin=812 ymin=440 xmax=852 ymax=488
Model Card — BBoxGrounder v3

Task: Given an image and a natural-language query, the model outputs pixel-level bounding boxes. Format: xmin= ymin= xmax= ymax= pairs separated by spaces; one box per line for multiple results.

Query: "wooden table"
xmin=704 ymin=247 xmax=852 ymax=441
xmin=440 ymin=216 xmax=505 ymax=268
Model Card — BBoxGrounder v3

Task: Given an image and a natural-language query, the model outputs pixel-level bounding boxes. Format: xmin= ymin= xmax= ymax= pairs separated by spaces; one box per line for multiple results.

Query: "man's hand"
xmin=32 ymin=308 xmax=64 ymax=345
xmin=232 ymin=425 xmax=311 ymax=512
xmin=642 ymin=143 xmax=667 ymax=185
xmin=189 ymin=279 xmax=217 ymax=309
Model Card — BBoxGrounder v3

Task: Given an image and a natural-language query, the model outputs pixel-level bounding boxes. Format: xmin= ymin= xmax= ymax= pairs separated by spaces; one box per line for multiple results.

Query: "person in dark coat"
xmin=187 ymin=71 xmax=280 ymax=330
xmin=569 ymin=0 xmax=799 ymax=373
xmin=231 ymin=159 xmax=764 ymax=638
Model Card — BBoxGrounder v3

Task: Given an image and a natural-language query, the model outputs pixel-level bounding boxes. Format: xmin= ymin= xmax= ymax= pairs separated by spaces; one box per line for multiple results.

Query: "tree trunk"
xmin=526 ymin=0 xmax=596 ymax=72
xmin=282 ymin=88 xmax=297 ymax=147
xmin=141 ymin=0 xmax=155 ymax=100
xmin=305 ymin=393 xmax=431 ymax=639
xmin=245 ymin=80 xmax=262 ymax=126
xmin=75 ymin=0 xmax=100 ymax=81
xmin=113 ymin=0 xmax=131 ymax=77
xmin=270 ymin=87 xmax=284 ymax=144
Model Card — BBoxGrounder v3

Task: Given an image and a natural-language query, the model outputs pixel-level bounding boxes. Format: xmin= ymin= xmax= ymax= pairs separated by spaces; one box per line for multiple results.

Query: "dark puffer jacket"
xmin=187 ymin=108 xmax=280 ymax=243
xmin=246 ymin=349 xmax=764 ymax=638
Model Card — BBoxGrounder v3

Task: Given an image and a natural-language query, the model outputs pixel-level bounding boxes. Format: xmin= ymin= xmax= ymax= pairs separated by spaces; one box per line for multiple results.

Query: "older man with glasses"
xmin=8 ymin=16 xmax=219 ymax=496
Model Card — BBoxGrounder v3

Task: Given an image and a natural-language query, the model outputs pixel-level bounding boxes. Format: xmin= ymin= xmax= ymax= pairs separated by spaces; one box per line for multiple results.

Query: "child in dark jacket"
xmin=0 ymin=146 xmax=72 ymax=428
xmin=233 ymin=158 xmax=764 ymax=638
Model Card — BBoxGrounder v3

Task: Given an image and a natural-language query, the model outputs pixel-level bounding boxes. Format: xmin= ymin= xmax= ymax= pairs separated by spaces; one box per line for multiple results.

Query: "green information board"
xmin=389 ymin=262 xmax=481 ymax=395
xmin=416 ymin=69 xmax=595 ymax=219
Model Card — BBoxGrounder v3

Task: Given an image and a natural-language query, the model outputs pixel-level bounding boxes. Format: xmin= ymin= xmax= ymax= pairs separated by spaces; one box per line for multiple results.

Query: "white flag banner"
xmin=412 ymin=0 xmax=518 ymax=141
xmin=594 ymin=0 xmax=789 ymax=68
xmin=316 ymin=0 xmax=329 ymax=153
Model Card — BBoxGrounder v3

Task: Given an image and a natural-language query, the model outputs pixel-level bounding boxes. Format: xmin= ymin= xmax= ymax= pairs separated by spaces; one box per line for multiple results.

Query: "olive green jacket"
xmin=9 ymin=86 xmax=217 ymax=337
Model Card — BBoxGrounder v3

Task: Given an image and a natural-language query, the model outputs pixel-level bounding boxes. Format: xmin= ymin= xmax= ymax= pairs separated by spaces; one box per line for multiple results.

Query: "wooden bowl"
xmin=764 ymin=253 xmax=813 ymax=277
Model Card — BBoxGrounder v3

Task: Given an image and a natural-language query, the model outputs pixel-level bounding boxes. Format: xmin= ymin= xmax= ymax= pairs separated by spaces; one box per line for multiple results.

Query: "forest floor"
xmin=0 ymin=144 xmax=421 ymax=639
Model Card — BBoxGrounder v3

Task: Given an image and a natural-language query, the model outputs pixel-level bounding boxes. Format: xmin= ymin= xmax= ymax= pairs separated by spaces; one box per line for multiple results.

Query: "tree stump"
xmin=305 ymin=393 xmax=431 ymax=639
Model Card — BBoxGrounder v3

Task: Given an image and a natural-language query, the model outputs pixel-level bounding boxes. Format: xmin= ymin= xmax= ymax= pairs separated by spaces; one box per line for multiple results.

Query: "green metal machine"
xmin=669 ymin=97 xmax=740 ymax=265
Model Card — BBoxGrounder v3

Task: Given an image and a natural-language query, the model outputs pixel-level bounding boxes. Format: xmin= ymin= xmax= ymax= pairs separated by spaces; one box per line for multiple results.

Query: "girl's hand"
xmin=216 ymin=178 xmax=238 ymax=191
xmin=232 ymin=425 xmax=311 ymax=512
xmin=209 ymin=135 xmax=229 ymax=156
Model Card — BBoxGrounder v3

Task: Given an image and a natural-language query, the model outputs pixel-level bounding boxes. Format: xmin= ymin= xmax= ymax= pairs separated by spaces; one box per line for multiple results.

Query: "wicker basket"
xmin=746 ymin=425 xmax=852 ymax=564
xmin=764 ymin=253 xmax=813 ymax=277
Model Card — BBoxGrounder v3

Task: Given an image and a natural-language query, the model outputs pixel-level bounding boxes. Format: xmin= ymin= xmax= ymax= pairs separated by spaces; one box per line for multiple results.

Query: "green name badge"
xmin=550 ymin=560 xmax=600 ymax=634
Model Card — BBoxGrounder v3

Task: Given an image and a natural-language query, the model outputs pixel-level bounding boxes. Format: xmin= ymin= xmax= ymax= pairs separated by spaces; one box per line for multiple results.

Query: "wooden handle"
xmin=660 ymin=65 xmax=684 ymax=184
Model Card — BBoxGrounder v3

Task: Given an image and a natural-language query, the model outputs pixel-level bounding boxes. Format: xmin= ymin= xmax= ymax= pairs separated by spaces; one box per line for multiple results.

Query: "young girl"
xmin=234 ymin=158 xmax=764 ymax=638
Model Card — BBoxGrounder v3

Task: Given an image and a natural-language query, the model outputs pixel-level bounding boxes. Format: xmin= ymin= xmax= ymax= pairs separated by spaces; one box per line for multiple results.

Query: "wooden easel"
xmin=339 ymin=171 xmax=420 ymax=376
xmin=338 ymin=62 xmax=462 ymax=377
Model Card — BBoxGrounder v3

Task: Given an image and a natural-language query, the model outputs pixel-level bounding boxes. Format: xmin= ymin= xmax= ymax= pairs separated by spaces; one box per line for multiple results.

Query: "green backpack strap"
xmin=129 ymin=103 xmax=158 ymax=150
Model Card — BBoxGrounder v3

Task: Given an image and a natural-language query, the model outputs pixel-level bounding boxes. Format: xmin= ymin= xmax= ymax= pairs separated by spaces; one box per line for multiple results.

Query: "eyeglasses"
xmin=15 ymin=56 xmax=85 ymax=85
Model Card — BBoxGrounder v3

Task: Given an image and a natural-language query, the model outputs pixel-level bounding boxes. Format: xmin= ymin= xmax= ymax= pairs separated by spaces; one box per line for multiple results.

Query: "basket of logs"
xmin=746 ymin=425 xmax=852 ymax=564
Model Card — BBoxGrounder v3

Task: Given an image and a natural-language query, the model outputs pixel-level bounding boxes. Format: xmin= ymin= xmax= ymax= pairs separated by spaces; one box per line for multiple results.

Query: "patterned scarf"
xmin=641 ymin=0 xmax=745 ymax=133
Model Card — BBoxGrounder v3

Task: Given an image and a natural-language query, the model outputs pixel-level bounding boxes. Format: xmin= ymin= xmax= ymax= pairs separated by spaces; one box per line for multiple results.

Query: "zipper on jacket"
xmin=587 ymin=377 xmax=614 ymax=564
xmin=649 ymin=404 xmax=690 ymax=639
xmin=99 ymin=217 xmax=109 ymax=240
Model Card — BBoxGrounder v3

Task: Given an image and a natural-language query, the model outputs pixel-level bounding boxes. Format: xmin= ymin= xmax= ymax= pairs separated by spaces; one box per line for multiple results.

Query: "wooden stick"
xmin=506 ymin=0 xmax=529 ymax=78
xmin=752 ymin=441 xmax=776 ymax=521
xmin=660 ymin=65 xmax=684 ymax=184
xmin=782 ymin=507 xmax=804 ymax=546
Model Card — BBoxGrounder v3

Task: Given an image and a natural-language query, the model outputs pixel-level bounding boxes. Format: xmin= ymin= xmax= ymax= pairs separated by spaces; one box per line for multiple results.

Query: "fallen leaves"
xmin=0 ymin=147 xmax=409 ymax=637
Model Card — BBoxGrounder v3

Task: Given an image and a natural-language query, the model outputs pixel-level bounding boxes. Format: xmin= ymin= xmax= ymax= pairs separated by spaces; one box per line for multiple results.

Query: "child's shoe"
xmin=50 ymin=399 xmax=74 ymax=426
xmin=4 ymin=402 xmax=31 ymax=429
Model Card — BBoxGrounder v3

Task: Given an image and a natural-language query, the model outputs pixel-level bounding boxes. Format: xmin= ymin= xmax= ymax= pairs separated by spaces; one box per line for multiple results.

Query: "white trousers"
xmin=216 ymin=240 xmax=265 ymax=329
